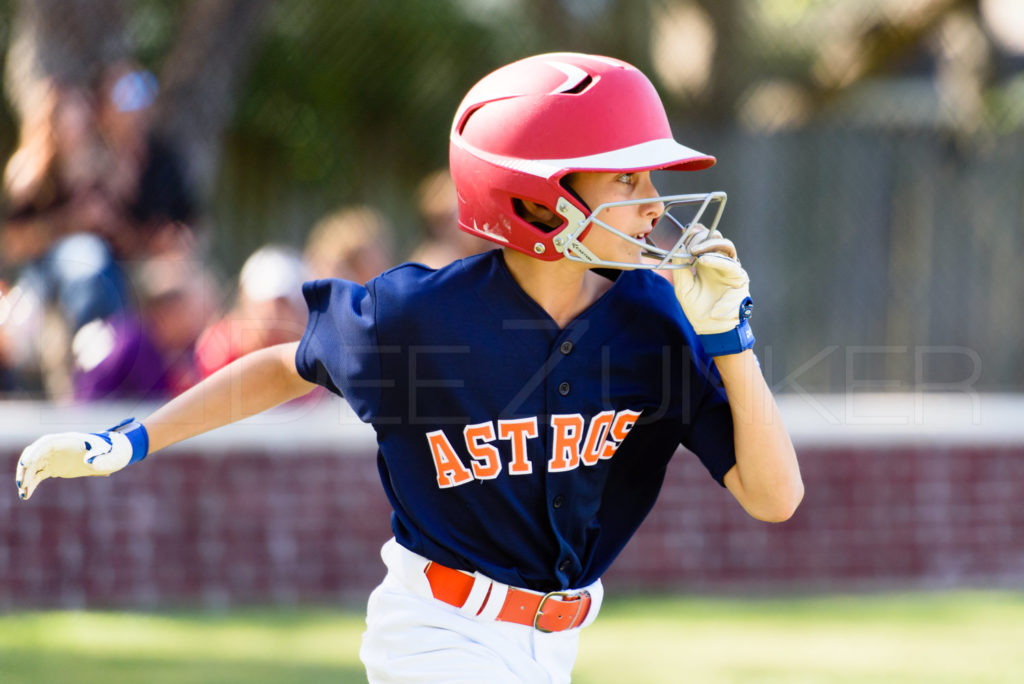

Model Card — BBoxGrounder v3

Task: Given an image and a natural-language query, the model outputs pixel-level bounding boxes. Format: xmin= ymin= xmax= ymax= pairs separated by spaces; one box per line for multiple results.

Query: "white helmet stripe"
xmin=545 ymin=61 xmax=591 ymax=93
xmin=453 ymin=137 xmax=712 ymax=179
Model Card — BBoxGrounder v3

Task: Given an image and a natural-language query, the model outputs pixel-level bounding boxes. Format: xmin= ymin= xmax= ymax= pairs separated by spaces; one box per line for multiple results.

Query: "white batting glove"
xmin=15 ymin=418 xmax=149 ymax=501
xmin=672 ymin=224 xmax=755 ymax=356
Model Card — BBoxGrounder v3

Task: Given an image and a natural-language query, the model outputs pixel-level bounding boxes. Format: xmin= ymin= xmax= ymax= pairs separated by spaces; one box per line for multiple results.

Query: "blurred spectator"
xmin=69 ymin=309 xmax=168 ymax=401
xmin=0 ymin=279 xmax=19 ymax=392
xmin=1 ymin=80 xmax=130 ymax=397
xmin=194 ymin=245 xmax=309 ymax=379
xmin=0 ymin=61 xmax=199 ymax=400
xmin=2 ymin=80 xmax=116 ymax=266
xmin=304 ymin=204 xmax=396 ymax=282
xmin=136 ymin=255 xmax=223 ymax=397
xmin=40 ymin=232 xmax=141 ymax=399
xmin=74 ymin=60 xmax=205 ymax=401
xmin=0 ymin=233 xmax=131 ymax=397
xmin=407 ymin=169 xmax=490 ymax=268
xmin=94 ymin=60 xmax=197 ymax=260
xmin=0 ymin=276 xmax=47 ymax=395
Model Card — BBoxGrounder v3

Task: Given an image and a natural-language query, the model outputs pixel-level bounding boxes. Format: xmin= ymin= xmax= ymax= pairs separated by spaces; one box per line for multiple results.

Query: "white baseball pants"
xmin=359 ymin=538 xmax=604 ymax=683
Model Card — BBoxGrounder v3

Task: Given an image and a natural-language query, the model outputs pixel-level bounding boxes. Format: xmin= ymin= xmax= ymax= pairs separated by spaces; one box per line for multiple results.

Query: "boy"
xmin=16 ymin=53 xmax=802 ymax=683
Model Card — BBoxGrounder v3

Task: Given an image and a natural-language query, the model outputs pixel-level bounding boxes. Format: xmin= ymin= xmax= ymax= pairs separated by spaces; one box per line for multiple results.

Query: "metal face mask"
xmin=551 ymin=191 xmax=728 ymax=270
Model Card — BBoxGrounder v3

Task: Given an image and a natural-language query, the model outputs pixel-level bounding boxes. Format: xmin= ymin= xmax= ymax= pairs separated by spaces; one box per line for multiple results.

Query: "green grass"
xmin=576 ymin=591 xmax=1024 ymax=683
xmin=1 ymin=591 xmax=1022 ymax=683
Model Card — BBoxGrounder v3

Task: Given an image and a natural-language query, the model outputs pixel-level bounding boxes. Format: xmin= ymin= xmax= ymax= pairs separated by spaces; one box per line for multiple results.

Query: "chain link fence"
xmin=1 ymin=0 xmax=1022 ymax=396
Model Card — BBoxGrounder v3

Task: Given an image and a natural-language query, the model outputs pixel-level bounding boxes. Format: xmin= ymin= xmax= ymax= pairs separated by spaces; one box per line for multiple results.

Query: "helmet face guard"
xmin=551 ymin=191 xmax=727 ymax=270
xmin=449 ymin=53 xmax=723 ymax=268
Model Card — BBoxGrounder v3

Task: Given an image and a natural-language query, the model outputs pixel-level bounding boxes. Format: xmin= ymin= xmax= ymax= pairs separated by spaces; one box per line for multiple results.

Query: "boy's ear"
xmin=517 ymin=199 xmax=559 ymax=226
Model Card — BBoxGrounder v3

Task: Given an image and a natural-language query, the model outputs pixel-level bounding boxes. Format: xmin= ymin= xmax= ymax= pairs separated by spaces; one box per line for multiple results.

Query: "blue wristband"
xmin=698 ymin=298 xmax=756 ymax=357
xmin=106 ymin=417 xmax=150 ymax=465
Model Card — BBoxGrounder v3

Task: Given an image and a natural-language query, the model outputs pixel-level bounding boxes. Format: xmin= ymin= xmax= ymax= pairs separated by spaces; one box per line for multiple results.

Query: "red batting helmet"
xmin=449 ymin=52 xmax=723 ymax=268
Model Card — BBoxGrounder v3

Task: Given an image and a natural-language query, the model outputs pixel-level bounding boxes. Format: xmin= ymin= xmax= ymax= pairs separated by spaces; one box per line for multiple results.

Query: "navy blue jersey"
xmin=296 ymin=249 xmax=735 ymax=592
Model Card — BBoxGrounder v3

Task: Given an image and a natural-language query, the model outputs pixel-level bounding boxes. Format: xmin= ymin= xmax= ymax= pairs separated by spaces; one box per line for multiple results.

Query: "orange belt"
xmin=424 ymin=560 xmax=592 ymax=633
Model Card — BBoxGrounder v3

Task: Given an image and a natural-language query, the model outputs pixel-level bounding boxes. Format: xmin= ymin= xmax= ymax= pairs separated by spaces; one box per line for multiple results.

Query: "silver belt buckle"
xmin=533 ymin=589 xmax=590 ymax=633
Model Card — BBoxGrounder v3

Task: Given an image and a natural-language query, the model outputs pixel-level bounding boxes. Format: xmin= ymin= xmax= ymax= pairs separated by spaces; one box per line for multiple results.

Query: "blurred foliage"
xmin=2 ymin=0 xmax=1023 ymax=389
xmin=233 ymin=1 xmax=519 ymax=195
xmin=218 ymin=0 xmax=661 ymax=242
xmin=0 ymin=0 xmax=15 ymax=154
xmin=5 ymin=0 xmax=1020 ymax=239
xmin=206 ymin=0 xmax=668 ymax=265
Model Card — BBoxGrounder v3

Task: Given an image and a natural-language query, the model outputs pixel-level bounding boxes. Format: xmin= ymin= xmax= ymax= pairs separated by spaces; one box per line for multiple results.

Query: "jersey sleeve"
xmin=295 ymin=277 xmax=383 ymax=422
xmin=682 ymin=362 xmax=736 ymax=486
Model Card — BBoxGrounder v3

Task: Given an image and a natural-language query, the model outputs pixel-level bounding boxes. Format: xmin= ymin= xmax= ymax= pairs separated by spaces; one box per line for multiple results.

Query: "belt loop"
xmin=475 ymin=580 xmax=509 ymax=622
xmin=577 ymin=578 xmax=603 ymax=629
xmin=457 ymin=572 xmax=493 ymax=617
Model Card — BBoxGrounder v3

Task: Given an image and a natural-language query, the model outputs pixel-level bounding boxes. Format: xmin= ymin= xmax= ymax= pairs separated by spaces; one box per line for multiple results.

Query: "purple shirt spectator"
xmin=72 ymin=313 xmax=168 ymax=400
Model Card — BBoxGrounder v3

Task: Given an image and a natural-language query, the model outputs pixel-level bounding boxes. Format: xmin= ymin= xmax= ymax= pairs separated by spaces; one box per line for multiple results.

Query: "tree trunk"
xmin=693 ymin=0 xmax=749 ymax=124
xmin=154 ymin=0 xmax=273 ymax=200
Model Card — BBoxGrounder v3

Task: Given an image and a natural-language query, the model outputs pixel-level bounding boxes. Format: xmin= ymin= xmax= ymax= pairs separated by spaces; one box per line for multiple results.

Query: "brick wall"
xmin=608 ymin=443 xmax=1024 ymax=593
xmin=1 ymin=394 xmax=1022 ymax=608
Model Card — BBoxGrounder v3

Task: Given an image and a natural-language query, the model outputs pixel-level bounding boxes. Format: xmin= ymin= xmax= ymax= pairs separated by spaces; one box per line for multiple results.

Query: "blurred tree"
xmin=229 ymin=0 xmax=536 ymax=201
xmin=0 ymin=0 xmax=1003 ymax=210
xmin=2 ymin=0 xmax=271 ymax=203
xmin=520 ymin=0 xmax=652 ymax=65
xmin=0 ymin=0 xmax=17 ymax=155
xmin=663 ymin=0 xmax=986 ymax=130
xmin=212 ymin=0 xmax=556 ymax=267
xmin=806 ymin=0 xmax=981 ymax=106
xmin=153 ymin=0 xmax=273 ymax=195
xmin=693 ymin=0 xmax=751 ymax=123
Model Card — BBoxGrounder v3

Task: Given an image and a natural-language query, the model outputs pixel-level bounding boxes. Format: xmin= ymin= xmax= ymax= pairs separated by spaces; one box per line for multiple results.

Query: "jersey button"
xmin=552 ymin=495 xmax=564 ymax=509
xmin=558 ymin=381 xmax=570 ymax=396
xmin=558 ymin=560 xmax=572 ymax=573
xmin=559 ymin=340 xmax=574 ymax=355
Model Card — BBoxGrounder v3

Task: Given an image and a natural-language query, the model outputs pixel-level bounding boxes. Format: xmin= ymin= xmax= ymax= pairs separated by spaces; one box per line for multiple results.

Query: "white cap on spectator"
xmin=239 ymin=245 xmax=309 ymax=306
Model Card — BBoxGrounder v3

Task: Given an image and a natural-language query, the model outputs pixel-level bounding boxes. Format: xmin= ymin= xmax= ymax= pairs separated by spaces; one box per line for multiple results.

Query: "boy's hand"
xmin=15 ymin=419 xmax=148 ymax=501
xmin=672 ymin=225 xmax=755 ymax=355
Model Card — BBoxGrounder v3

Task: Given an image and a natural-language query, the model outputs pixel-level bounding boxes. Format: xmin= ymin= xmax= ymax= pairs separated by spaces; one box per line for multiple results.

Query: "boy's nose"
xmin=640 ymin=196 xmax=665 ymax=217
xmin=638 ymin=176 xmax=664 ymax=215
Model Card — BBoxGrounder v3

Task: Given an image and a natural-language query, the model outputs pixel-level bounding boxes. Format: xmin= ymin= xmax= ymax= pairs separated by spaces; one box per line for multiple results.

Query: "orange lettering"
xmin=498 ymin=418 xmax=538 ymax=474
xmin=427 ymin=430 xmax=474 ymax=488
xmin=549 ymin=414 xmax=585 ymax=471
xmin=600 ymin=409 xmax=642 ymax=459
xmin=464 ymin=422 xmax=501 ymax=480
xmin=580 ymin=411 xmax=615 ymax=466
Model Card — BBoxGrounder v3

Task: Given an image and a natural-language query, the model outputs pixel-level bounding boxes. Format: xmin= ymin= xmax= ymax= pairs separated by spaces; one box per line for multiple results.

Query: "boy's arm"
xmin=715 ymin=351 xmax=803 ymax=522
xmin=16 ymin=342 xmax=316 ymax=500
xmin=145 ymin=342 xmax=314 ymax=453
xmin=672 ymin=225 xmax=803 ymax=522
